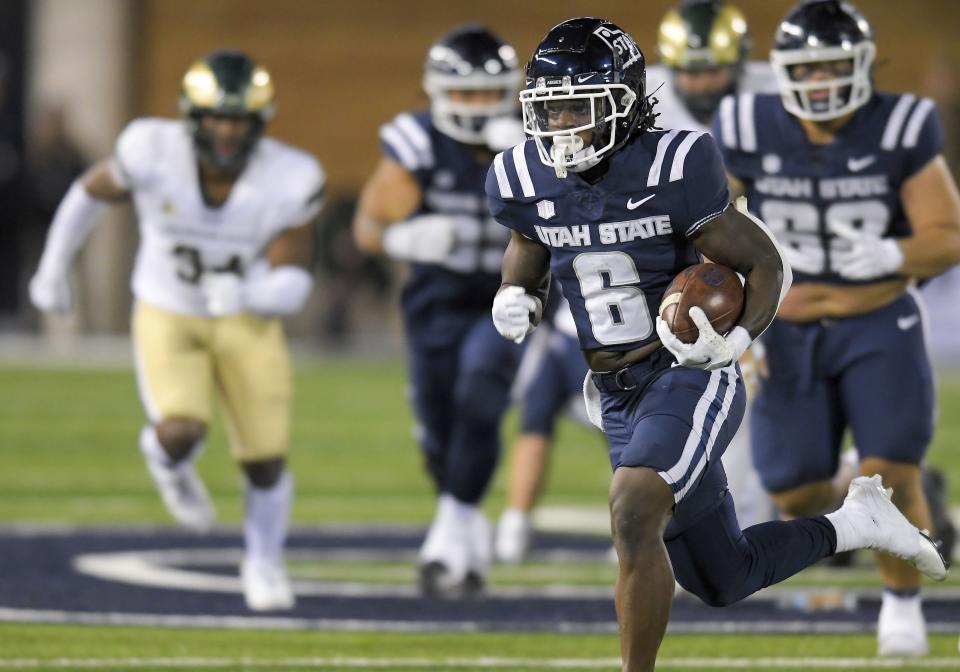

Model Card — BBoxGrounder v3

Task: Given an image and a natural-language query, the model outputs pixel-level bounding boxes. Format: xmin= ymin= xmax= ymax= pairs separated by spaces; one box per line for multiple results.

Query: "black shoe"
xmin=824 ymin=549 xmax=857 ymax=568
xmin=418 ymin=562 xmax=486 ymax=599
xmin=923 ymin=466 xmax=956 ymax=566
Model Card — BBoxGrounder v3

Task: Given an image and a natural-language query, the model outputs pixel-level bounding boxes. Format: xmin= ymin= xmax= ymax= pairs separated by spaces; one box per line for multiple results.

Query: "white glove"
xmin=781 ymin=244 xmax=824 ymax=275
xmin=382 ymin=214 xmax=456 ymax=263
xmin=656 ymin=307 xmax=752 ymax=371
xmin=492 ymin=285 xmax=541 ymax=344
xmin=200 ymin=272 xmax=245 ymax=317
xmin=830 ymin=221 xmax=904 ymax=280
xmin=29 ymin=269 xmax=73 ymax=313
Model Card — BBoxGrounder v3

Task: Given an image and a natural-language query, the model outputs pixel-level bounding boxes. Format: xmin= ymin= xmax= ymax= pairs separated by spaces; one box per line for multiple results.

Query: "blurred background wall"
xmin=6 ymin=0 xmax=960 ymax=355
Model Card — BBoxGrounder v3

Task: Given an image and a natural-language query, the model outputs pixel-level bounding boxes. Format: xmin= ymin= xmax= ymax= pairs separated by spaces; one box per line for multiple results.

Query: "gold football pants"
xmin=132 ymin=301 xmax=292 ymax=460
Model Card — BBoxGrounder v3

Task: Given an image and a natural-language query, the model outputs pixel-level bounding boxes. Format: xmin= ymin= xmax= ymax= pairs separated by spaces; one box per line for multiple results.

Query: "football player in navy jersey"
xmin=487 ymin=17 xmax=948 ymax=671
xmin=352 ymin=24 xmax=526 ymax=598
xmin=496 ymin=0 xmax=780 ymax=564
xmin=715 ymin=0 xmax=960 ymax=657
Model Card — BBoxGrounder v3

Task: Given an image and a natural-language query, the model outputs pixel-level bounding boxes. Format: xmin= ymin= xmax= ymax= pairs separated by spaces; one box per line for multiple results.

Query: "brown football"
xmin=659 ymin=263 xmax=744 ymax=344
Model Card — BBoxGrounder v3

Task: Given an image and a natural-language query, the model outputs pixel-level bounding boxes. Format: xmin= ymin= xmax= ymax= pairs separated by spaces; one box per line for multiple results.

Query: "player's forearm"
xmin=500 ymin=237 xmax=550 ymax=303
xmin=36 ymin=181 xmax=109 ymax=274
xmin=740 ymin=256 xmax=788 ymax=339
xmin=352 ymin=213 xmax=389 ymax=255
xmin=897 ymin=225 xmax=960 ymax=278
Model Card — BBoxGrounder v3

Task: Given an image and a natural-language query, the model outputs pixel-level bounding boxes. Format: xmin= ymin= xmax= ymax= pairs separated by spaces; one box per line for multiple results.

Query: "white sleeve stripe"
xmin=493 ymin=152 xmax=513 ymax=199
xmin=512 ymin=143 xmax=535 ymax=197
xmin=395 ymin=113 xmax=433 ymax=166
xmin=737 ymin=93 xmax=757 ymax=152
xmin=902 ymin=98 xmax=935 ymax=149
xmin=685 ymin=208 xmax=725 ymax=237
xmin=669 ymin=131 xmax=706 ymax=182
xmin=379 ymin=125 xmax=419 ymax=170
xmin=647 ymin=129 xmax=680 ymax=187
xmin=719 ymin=96 xmax=737 ymax=149
xmin=881 ymin=94 xmax=916 ymax=150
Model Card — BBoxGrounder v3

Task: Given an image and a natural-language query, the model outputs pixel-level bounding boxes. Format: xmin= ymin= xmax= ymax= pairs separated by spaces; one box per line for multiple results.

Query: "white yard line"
xmin=0 ymin=657 xmax=959 ymax=669
xmin=3 ymin=607 xmax=960 ymax=635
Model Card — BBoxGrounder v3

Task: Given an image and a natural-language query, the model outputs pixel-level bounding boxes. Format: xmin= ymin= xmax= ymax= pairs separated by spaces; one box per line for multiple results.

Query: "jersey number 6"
xmin=573 ymin=251 xmax=654 ymax=345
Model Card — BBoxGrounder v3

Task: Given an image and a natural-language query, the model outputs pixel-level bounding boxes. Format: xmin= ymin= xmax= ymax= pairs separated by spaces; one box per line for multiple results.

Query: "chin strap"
xmin=550 ymin=137 xmax=580 ymax=178
xmin=551 ymin=135 xmax=604 ymax=178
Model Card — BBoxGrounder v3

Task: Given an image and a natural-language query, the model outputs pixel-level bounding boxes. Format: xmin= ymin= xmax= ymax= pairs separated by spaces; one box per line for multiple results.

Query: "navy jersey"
xmin=380 ymin=110 xmax=509 ymax=339
xmin=486 ymin=130 xmax=730 ymax=352
xmin=714 ymin=92 xmax=943 ymax=285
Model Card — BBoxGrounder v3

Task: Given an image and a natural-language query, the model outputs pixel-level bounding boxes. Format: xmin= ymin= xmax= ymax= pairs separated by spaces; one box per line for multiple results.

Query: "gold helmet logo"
xmin=179 ymin=52 xmax=276 ymax=121
xmin=657 ymin=4 xmax=749 ymax=69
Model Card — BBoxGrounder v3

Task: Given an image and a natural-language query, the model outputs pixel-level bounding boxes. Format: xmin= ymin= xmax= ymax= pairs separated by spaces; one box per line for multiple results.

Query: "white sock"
xmin=244 ymin=470 xmax=293 ymax=564
xmin=499 ymin=508 xmax=530 ymax=529
xmin=438 ymin=492 xmax=477 ymax=529
xmin=883 ymin=589 xmax=922 ymax=608
xmin=825 ymin=507 xmax=860 ymax=553
xmin=420 ymin=493 xmax=476 ymax=564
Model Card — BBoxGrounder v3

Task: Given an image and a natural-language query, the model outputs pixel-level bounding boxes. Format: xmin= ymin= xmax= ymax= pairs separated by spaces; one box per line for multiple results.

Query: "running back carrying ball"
xmin=659 ymin=263 xmax=744 ymax=343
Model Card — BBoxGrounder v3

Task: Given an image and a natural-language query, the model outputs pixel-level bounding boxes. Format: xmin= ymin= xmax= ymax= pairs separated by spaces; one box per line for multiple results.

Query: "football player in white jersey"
xmin=29 ymin=51 xmax=325 ymax=612
xmin=647 ymin=0 xmax=778 ymax=131
xmin=495 ymin=0 xmax=778 ymax=563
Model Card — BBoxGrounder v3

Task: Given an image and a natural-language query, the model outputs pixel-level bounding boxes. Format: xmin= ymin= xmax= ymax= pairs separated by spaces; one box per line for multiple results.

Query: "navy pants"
xmin=594 ymin=349 xmax=836 ymax=606
xmin=406 ymin=312 xmax=523 ymax=504
xmin=752 ymin=291 xmax=935 ymax=493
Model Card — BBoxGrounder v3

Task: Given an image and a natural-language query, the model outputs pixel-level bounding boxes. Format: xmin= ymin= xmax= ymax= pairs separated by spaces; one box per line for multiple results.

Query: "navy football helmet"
xmin=521 ymin=17 xmax=656 ymax=178
xmin=770 ymin=0 xmax=875 ymax=121
xmin=179 ymin=50 xmax=275 ymax=170
xmin=423 ymin=24 xmax=522 ymax=146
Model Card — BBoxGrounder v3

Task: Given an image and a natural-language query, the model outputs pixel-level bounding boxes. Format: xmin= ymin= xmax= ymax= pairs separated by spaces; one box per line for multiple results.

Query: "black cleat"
xmin=418 ymin=562 xmax=485 ymax=600
xmin=923 ymin=466 xmax=956 ymax=566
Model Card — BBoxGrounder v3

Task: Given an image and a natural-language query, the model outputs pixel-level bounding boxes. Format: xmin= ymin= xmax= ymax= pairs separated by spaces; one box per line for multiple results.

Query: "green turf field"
xmin=1 ymin=359 xmax=958 ymax=671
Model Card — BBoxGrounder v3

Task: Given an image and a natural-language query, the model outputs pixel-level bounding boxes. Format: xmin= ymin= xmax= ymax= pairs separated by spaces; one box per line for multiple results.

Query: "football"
xmin=659 ymin=263 xmax=744 ymax=344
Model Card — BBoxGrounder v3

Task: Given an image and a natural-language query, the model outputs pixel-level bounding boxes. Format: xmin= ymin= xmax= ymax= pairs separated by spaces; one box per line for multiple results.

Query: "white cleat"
xmin=830 ymin=475 xmax=948 ymax=581
xmin=877 ymin=592 xmax=929 ymax=657
xmin=466 ymin=509 xmax=493 ymax=592
xmin=419 ymin=495 xmax=488 ymax=598
xmin=242 ymin=558 xmax=295 ymax=611
xmin=143 ymin=458 xmax=216 ymax=533
xmin=495 ymin=509 xmax=532 ymax=564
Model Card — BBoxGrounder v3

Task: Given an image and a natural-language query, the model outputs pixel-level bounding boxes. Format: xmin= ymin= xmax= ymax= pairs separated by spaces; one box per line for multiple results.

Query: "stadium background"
xmin=1 ymin=1 xmax=960 ymax=670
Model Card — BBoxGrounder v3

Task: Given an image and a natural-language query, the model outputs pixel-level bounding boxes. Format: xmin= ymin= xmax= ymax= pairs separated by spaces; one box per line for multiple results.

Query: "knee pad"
xmin=242 ymin=458 xmax=286 ymax=489
xmin=155 ymin=417 xmax=206 ymax=463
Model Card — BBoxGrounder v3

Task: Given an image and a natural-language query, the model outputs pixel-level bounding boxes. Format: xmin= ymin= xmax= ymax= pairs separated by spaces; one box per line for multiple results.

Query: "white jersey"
xmin=113 ymin=118 xmax=325 ymax=316
xmin=646 ymin=62 xmax=779 ymax=133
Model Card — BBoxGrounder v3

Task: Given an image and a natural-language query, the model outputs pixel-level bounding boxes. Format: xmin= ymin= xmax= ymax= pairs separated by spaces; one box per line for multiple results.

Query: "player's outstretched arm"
xmin=30 ymin=158 xmax=130 ymax=313
xmin=492 ymin=231 xmax=550 ymax=344
xmin=690 ymin=200 xmax=791 ymax=342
